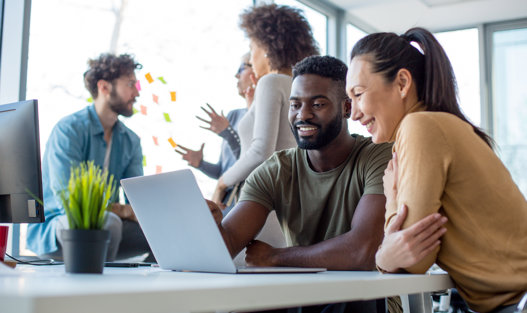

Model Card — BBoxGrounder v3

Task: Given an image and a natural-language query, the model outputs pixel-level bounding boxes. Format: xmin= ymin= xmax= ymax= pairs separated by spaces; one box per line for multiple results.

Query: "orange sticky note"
xmin=152 ymin=94 xmax=159 ymax=104
xmin=145 ymin=73 xmax=154 ymax=84
xmin=152 ymin=136 xmax=159 ymax=146
xmin=170 ymin=91 xmax=176 ymax=102
xmin=167 ymin=137 xmax=177 ymax=148
xmin=140 ymin=105 xmax=147 ymax=115
xmin=155 ymin=165 xmax=162 ymax=174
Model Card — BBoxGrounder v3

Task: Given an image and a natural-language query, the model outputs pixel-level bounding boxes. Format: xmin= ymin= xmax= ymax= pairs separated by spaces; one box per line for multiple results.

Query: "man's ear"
xmin=395 ymin=68 xmax=412 ymax=99
xmin=344 ymin=98 xmax=352 ymax=118
xmin=97 ymin=80 xmax=111 ymax=97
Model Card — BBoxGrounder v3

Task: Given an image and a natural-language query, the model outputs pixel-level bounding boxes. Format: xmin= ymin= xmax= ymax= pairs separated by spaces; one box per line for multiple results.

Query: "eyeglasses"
xmin=236 ymin=62 xmax=252 ymax=76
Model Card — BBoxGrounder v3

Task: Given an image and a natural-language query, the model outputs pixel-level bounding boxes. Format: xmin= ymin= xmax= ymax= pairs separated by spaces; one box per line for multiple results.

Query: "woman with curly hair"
xmin=212 ymin=4 xmax=319 ymax=207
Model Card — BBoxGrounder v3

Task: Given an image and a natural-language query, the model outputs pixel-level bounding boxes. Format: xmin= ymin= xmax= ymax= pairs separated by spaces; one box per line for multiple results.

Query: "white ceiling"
xmin=325 ymin=0 xmax=527 ymax=33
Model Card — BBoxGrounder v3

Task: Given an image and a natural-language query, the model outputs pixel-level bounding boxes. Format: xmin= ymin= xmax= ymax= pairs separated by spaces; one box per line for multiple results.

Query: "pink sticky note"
xmin=135 ymin=80 xmax=141 ymax=92
xmin=155 ymin=165 xmax=162 ymax=174
xmin=152 ymin=94 xmax=159 ymax=104
xmin=153 ymin=136 xmax=159 ymax=146
xmin=140 ymin=105 xmax=147 ymax=115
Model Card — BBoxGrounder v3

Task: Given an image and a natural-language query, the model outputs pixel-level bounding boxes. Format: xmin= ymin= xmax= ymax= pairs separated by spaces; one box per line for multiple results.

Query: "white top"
xmin=222 ymin=73 xmax=297 ymax=186
xmin=1 ymin=265 xmax=454 ymax=313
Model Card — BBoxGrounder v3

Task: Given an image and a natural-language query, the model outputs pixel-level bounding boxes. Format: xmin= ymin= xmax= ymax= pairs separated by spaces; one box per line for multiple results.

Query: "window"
xmin=274 ymin=0 xmax=328 ymax=55
xmin=435 ymin=28 xmax=481 ymax=126
xmin=23 ymin=0 xmax=253 ymax=255
xmin=488 ymin=23 xmax=527 ymax=196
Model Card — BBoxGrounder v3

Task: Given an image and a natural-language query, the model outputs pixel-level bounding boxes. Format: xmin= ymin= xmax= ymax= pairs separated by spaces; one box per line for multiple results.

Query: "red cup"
xmin=0 ymin=225 xmax=9 ymax=262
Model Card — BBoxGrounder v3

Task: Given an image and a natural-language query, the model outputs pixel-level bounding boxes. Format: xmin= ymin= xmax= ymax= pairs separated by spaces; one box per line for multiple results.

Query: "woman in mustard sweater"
xmin=346 ymin=27 xmax=527 ymax=313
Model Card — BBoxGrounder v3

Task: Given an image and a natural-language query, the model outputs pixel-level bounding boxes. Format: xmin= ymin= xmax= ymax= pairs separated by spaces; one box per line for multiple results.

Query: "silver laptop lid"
xmin=121 ymin=170 xmax=237 ymax=273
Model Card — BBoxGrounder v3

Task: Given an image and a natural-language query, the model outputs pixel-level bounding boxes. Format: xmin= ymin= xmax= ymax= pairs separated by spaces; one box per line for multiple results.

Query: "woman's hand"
xmin=175 ymin=143 xmax=204 ymax=168
xmin=196 ymin=103 xmax=230 ymax=134
xmin=376 ymin=205 xmax=448 ymax=273
xmin=383 ymin=152 xmax=398 ymax=206
xmin=212 ymin=178 xmax=228 ymax=210
xmin=244 ymin=73 xmax=258 ymax=107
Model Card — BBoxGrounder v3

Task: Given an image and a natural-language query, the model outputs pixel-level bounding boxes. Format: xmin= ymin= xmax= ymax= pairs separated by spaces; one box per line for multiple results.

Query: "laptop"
xmin=120 ymin=169 xmax=326 ymax=274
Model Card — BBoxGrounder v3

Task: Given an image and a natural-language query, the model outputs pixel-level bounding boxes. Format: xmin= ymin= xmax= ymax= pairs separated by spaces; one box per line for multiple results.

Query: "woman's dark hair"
xmin=84 ymin=53 xmax=142 ymax=98
xmin=240 ymin=4 xmax=319 ymax=71
xmin=351 ymin=27 xmax=493 ymax=148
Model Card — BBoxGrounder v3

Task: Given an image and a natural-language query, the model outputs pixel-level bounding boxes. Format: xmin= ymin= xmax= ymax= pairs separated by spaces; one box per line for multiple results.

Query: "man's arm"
xmin=245 ymin=194 xmax=386 ymax=270
xmin=211 ymin=200 xmax=271 ymax=258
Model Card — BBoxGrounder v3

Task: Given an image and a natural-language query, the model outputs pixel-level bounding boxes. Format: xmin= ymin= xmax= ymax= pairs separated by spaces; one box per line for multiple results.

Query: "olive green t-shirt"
xmin=239 ymin=134 xmax=392 ymax=246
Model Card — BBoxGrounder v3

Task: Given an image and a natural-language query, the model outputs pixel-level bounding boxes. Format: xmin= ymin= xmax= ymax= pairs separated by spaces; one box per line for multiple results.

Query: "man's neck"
xmin=94 ymin=99 xmax=118 ymax=142
xmin=306 ymin=132 xmax=356 ymax=173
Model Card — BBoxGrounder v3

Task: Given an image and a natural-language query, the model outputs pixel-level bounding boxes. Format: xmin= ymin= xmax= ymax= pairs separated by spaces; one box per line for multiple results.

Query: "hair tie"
xmin=400 ymin=34 xmax=424 ymax=55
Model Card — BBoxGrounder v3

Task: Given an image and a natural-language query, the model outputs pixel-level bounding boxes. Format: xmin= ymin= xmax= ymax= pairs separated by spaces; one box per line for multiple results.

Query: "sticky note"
xmin=140 ymin=105 xmax=147 ymax=115
xmin=133 ymin=107 xmax=139 ymax=115
xmin=86 ymin=97 xmax=93 ymax=103
xmin=142 ymin=155 xmax=146 ymax=167
xmin=168 ymin=137 xmax=177 ymax=148
xmin=170 ymin=91 xmax=176 ymax=102
xmin=163 ymin=112 xmax=172 ymax=122
xmin=153 ymin=136 xmax=159 ymax=146
xmin=135 ymin=80 xmax=141 ymax=91
xmin=155 ymin=165 xmax=162 ymax=174
xmin=158 ymin=76 xmax=167 ymax=84
xmin=145 ymin=73 xmax=154 ymax=84
xmin=152 ymin=94 xmax=159 ymax=104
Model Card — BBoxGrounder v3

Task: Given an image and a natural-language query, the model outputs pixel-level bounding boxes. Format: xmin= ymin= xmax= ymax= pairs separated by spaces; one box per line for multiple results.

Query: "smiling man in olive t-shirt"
xmin=208 ymin=55 xmax=392 ymax=274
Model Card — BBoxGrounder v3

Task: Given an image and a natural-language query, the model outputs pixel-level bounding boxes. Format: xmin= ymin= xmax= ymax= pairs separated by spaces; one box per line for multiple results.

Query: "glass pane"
xmin=274 ymin=0 xmax=328 ymax=55
xmin=24 ymin=0 xmax=252 ymax=254
xmin=492 ymin=27 xmax=527 ymax=196
xmin=435 ymin=28 xmax=481 ymax=126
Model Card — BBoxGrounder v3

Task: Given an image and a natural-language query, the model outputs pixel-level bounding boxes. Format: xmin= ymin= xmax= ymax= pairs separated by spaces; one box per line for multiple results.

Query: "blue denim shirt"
xmin=27 ymin=105 xmax=143 ymax=255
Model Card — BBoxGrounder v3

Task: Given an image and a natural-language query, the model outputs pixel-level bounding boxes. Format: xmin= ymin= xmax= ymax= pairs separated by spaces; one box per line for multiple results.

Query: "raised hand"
xmin=175 ymin=143 xmax=204 ymax=168
xmin=196 ymin=103 xmax=230 ymax=134
xmin=375 ymin=205 xmax=447 ymax=273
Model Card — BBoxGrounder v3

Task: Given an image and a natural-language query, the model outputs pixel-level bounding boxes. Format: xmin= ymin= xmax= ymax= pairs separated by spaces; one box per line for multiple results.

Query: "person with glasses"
xmin=176 ymin=53 xmax=255 ymax=214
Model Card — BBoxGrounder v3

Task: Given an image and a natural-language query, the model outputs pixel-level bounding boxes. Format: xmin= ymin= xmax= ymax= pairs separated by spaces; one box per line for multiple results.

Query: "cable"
xmin=4 ymin=253 xmax=62 ymax=265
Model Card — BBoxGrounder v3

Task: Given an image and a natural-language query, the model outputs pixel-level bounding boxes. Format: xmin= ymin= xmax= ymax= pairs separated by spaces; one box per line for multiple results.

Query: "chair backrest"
xmin=515 ymin=293 xmax=527 ymax=313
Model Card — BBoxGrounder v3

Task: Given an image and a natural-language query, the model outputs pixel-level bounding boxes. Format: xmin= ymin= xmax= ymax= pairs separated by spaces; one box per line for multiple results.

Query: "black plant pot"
xmin=61 ymin=229 xmax=110 ymax=274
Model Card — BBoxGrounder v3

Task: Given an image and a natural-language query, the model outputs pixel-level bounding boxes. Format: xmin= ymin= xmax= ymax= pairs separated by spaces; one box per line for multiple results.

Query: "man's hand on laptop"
xmin=205 ymin=199 xmax=223 ymax=226
xmin=111 ymin=203 xmax=138 ymax=223
xmin=245 ymin=240 xmax=278 ymax=267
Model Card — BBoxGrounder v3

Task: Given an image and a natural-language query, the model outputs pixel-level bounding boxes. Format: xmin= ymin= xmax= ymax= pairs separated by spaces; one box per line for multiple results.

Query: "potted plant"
xmin=59 ymin=161 xmax=116 ymax=273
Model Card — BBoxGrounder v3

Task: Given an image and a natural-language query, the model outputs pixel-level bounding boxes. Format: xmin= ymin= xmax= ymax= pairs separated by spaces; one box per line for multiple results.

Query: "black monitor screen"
xmin=0 ymin=99 xmax=44 ymax=223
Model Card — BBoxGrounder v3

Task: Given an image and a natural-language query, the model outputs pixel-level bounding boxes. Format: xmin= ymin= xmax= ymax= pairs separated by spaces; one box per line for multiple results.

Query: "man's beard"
xmin=291 ymin=112 xmax=343 ymax=150
xmin=108 ymin=88 xmax=134 ymax=117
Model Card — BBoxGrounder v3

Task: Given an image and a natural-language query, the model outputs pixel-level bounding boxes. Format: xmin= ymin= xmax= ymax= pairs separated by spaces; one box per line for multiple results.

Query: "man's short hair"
xmin=83 ymin=53 xmax=142 ymax=98
xmin=292 ymin=55 xmax=348 ymax=101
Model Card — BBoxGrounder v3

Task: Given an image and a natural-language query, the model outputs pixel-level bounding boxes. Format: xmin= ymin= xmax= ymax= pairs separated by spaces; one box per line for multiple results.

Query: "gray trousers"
xmin=45 ymin=212 xmax=154 ymax=262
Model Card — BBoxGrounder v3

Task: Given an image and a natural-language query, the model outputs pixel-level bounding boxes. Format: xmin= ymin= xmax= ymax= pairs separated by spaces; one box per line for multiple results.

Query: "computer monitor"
xmin=0 ymin=99 xmax=44 ymax=223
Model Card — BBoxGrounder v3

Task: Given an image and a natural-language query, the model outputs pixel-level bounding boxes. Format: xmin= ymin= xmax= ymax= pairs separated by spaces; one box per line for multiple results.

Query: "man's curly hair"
xmin=240 ymin=4 xmax=319 ymax=71
xmin=293 ymin=55 xmax=348 ymax=101
xmin=83 ymin=53 xmax=142 ymax=98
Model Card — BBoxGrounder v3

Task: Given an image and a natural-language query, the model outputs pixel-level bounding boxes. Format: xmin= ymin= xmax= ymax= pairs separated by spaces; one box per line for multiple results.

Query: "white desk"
xmin=0 ymin=265 xmax=453 ymax=313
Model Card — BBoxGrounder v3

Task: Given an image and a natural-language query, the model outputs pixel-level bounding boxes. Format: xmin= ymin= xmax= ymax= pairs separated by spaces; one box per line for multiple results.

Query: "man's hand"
xmin=375 ymin=205 xmax=447 ymax=273
xmin=111 ymin=203 xmax=138 ymax=222
xmin=175 ymin=143 xmax=204 ymax=168
xmin=205 ymin=199 xmax=223 ymax=226
xmin=245 ymin=240 xmax=277 ymax=266
xmin=383 ymin=152 xmax=398 ymax=205
xmin=196 ymin=103 xmax=230 ymax=134
xmin=212 ymin=177 xmax=228 ymax=210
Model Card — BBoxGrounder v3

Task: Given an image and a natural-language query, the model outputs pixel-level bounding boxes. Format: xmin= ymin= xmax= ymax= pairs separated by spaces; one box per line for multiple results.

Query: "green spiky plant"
xmin=59 ymin=161 xmax=116 ymax=229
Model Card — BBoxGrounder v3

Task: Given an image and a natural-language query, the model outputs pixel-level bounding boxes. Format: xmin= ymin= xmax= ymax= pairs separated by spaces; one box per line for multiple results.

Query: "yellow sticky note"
xmin=145 ymin=73 xmax=154 ymax=84
xmin=168 ymin=137 xmax=177 ymax=148
xmin=142 ymin=155 xmax=146 ymax=167
xmin=170 ymin=91 xmax=176 ymax=102
xmin=86 ymin=97 xmax=93 ymax=103
xmin=158 ymin=77 xmax=167 ymax=84
xmin=163 ymin=112 xmax=172 ymax=122
xmin=132 ymin=107 xmax=139 ymax=115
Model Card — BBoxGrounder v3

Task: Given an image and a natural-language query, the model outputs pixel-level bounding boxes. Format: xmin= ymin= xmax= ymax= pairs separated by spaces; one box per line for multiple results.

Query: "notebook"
xmin=120 ymin=169 xmax=326 ymax=274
